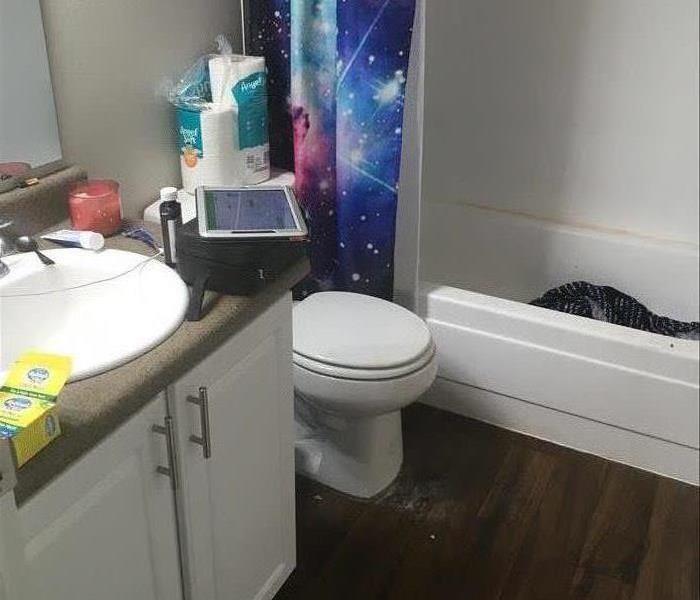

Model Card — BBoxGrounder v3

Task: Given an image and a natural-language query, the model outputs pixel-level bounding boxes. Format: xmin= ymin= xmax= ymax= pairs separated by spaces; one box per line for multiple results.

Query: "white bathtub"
xmin=418 ymin=202 xmax=700 ymax=484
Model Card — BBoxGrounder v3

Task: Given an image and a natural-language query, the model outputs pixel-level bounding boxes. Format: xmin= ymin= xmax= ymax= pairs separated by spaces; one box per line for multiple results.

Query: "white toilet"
xmin=293 ymin=291 xmax=438 ymax=498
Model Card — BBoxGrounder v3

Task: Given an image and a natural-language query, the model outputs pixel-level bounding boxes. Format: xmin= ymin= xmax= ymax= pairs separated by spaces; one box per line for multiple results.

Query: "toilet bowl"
xmin=293 ymin=291 xmax=438 ymax=498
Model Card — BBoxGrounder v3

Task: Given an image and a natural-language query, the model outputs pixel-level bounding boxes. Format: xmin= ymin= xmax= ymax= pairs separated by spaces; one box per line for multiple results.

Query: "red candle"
xmin=68 ymin=179 xmax=122 ymax=236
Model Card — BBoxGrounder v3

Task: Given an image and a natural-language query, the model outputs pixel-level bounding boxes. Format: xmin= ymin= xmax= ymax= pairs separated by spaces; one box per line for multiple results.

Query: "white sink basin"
xmin=0 ymin=248 xmax=189 ymax=382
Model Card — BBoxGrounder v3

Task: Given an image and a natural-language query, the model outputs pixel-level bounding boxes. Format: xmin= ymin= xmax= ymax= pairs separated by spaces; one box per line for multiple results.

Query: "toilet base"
xmin=294 ymin=396 xmax=403 ymax=498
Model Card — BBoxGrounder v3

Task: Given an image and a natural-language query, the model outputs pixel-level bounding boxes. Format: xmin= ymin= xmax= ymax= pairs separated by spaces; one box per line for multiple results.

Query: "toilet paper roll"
xmin=178 ymin=106 xmax=270 ymax=194
xmin=208 ymin=55 xmax=235 ymax=106
xmin=209 ymin=55 xmax=266 ymax=108
xmin=208 ymin=55 xmax=269 ymax=156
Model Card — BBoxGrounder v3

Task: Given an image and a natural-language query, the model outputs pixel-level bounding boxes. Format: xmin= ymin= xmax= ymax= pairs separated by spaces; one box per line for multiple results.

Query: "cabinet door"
xmin=172 ymin=293 xmax=295 ymax=600
xmin=18 ymin=394 xmax=182 ymax=600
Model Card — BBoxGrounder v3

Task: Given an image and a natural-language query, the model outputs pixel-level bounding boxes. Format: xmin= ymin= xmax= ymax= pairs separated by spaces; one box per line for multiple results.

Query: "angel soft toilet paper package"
xmin=171 ymin=38 xmax=270 ymax=193
xmin=208 ymin=54 xmax=270 ymax=178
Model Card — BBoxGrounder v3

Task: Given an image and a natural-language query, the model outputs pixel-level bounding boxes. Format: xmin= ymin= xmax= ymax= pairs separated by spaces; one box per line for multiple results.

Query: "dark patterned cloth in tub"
xmin=531 ymin=281 xmax=699 ymax=340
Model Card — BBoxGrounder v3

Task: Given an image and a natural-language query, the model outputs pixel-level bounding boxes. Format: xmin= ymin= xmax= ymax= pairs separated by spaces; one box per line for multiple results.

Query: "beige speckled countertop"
xmin=13 ymin=222 xmax=309 ymax=506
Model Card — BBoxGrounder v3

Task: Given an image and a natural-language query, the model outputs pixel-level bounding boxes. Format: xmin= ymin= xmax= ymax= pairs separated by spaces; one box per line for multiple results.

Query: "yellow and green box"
xmin=0 ymin=352 xmax=71 ymax=467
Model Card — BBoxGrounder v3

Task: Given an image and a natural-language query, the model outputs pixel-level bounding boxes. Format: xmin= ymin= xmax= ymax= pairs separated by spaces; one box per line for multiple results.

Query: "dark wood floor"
xmin=276 ymin=404 xmax=699 ymax=600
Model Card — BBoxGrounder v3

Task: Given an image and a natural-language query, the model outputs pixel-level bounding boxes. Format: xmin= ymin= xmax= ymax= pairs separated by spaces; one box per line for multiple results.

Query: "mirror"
xmin=0 ymin=0 xmax=62 ymax=193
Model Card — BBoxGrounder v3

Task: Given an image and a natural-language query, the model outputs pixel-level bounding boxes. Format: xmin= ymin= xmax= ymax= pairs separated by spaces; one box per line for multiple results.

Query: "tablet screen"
xmin=203 ymin=188 xmax=298 ymax=232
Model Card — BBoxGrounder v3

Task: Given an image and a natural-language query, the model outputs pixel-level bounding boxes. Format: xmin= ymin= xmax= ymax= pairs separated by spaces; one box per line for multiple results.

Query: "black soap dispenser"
xmin=159 ymin=187 xmax=182 ymax=267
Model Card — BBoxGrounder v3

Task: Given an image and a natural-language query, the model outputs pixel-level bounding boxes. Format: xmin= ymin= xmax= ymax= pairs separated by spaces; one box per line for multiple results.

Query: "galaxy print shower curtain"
xmin=248 ymin=0 xmax=416 ymax=299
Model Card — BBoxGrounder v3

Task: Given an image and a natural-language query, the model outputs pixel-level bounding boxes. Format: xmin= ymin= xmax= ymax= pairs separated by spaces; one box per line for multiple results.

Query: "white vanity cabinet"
xmin=169 ymin=292 xmax=296 ymax=600
xmin=0 ymin=291 xmax=296 ymax=600
xmin=15 ymin=393 xmax=182 ymax=600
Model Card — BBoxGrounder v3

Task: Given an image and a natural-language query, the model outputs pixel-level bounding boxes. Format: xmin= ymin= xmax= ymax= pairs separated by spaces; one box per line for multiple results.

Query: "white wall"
xmin=40 ymin=0 xmax=241 ymax=217
xmin=0 ymin=0 xmax=61 ymax=167
xmin=422 ymin=0 xmax=699 ymax=245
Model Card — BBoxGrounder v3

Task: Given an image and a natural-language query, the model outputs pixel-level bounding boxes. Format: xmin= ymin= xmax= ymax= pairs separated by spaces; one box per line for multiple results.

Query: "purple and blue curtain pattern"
xmin=248 ymin=0 xmax=416 ymax=299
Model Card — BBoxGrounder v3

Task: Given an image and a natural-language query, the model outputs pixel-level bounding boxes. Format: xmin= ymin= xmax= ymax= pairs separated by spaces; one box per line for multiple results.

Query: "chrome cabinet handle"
xmin=187 ymin=386 xmax=212 ymax=459
xmin=152 ymin=416 xmax=179 ymax=490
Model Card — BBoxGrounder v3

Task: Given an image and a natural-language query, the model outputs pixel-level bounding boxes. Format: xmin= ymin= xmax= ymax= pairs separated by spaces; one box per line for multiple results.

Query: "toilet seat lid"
xmin=293 ymin=291 xmax=433 ymax=370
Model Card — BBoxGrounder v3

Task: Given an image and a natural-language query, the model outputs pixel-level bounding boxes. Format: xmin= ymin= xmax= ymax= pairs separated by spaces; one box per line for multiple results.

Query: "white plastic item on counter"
xmin=42 ymin=229 xmax=105 ymax=250
xmin=160 ymin=186 xmax=178 ymax=203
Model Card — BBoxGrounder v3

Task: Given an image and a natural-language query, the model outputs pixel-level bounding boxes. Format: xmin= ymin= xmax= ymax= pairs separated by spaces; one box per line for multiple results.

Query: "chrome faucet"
xmin=0 ymin=219 xmax=12 ymax=278
xmin=0 ymin=219 xmax=55 ymax=278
